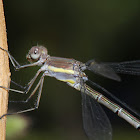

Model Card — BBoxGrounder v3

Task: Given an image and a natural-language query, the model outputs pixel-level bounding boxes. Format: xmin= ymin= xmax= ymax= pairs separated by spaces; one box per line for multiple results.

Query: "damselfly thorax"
xmin=41 ymin=56 xmax=88 ymax=90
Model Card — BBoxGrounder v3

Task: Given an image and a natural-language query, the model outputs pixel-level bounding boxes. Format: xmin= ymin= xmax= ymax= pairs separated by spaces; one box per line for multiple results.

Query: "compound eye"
xmin=34 ymin=48 xmax=39 ymax=54
xmin=30 ymin=47 xmax=40 ymax=60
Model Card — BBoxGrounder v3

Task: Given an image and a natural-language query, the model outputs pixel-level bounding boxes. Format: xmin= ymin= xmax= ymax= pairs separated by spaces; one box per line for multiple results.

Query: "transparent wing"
xmin=105 ymin=60 xmax=140 ymax=75
xmin=81 ymin=92 xmax=112 ymax=140
xmin=85 ymin=60 xmax=121 ymax=81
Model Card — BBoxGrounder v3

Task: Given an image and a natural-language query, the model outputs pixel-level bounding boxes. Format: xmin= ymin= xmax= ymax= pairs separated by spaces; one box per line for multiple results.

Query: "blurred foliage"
xmin=6 ymin=115 xmax=29 ymax=139
xmin=2 ymin=0 xmax=140 ymax=140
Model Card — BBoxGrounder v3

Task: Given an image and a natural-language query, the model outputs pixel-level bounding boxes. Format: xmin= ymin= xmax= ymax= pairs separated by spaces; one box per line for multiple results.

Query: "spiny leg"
xmin=0 ymin=68 xmax=43 ymax=95
xmin=0 ymin=80 xmax=26 ymax=94
xmin=0 ymin=75 xmax=45 ymax=119
xmin=25 ymin=69 xmax=43 ymax=94
xmin=10 ymin=74 xmax=44 ymax=103
xmin=0 ymin=47 xmax=20 ymax=67
xmin=11 ymin=80 xmax=26 ymax=89
xmin=0 ymin=46 xmax=41 ymax=70
xmin=0 ymin=85 xmax=25 ymax=94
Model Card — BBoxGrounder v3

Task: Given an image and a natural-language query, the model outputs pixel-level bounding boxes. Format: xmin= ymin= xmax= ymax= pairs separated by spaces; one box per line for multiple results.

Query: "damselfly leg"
xmin=0 ymin=67 xmax=44 ymax=95
xmin=0 ymin=46 xmax=44 ymax=70
xmin=0 ymin=74 xmax=45 ymax=119
xmin=0 ymin=47 xmax=47 ymax=118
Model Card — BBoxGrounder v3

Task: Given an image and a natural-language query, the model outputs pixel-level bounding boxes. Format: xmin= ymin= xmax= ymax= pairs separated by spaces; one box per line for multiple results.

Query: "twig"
xmin=0 ymin=1 xmax=10 ymax=140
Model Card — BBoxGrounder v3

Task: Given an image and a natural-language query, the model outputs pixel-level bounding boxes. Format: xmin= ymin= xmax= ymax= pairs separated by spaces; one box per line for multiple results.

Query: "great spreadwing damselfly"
xmin=0 ymin=46 xmax=140 ymax=140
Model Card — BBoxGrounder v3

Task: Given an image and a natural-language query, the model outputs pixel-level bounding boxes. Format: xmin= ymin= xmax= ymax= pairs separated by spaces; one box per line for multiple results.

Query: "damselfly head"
xmin=26 ymin=46 xmax=48 ymax=63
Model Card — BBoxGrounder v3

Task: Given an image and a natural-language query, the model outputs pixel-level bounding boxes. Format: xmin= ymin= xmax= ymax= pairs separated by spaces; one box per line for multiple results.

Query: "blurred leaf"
xmin=6 ymin=115 xmax=30 ymax=139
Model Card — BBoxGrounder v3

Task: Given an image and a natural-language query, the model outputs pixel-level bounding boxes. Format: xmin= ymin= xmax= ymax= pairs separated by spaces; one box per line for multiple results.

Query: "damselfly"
xmin=0 ymin=46 xmax=140 ymax=140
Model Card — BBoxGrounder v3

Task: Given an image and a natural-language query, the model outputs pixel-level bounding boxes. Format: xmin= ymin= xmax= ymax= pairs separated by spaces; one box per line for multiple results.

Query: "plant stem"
xmin=0 ymin=1 xmax=10 ymax=140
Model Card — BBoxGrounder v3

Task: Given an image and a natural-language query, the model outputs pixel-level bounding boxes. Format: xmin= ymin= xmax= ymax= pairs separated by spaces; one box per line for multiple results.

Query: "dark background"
xmin=3 ymin=0 xmax=140 ymax=140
